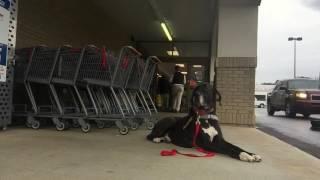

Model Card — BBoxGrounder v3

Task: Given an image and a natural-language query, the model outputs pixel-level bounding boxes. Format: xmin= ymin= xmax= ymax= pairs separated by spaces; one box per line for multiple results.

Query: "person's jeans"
xmin=160 ymin=93 xmax=169 ymax=110
xmin=171 ymin=84 xmax=184 ymax=112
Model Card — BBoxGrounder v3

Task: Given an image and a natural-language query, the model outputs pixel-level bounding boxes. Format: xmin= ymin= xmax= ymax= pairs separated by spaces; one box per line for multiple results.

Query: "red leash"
xmin=160 ymin=148 xmax=215 ymax=157
xmin=160 ymin=118 xmax=215 ymax=158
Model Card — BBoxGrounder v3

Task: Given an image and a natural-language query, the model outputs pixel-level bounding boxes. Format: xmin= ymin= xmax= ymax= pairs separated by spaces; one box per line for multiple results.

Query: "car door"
xmin=277 ymin=81 xmax=288 ymax=108
xmin=270 ymin=83 xmax=280 ymax=107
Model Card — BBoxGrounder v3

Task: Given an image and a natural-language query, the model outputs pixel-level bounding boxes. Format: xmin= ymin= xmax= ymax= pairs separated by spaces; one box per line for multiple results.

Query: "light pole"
xmin=288 ymin=37 xmax=302 ymax=79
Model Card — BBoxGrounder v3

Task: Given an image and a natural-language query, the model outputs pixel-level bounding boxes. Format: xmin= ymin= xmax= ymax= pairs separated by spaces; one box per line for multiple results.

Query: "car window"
xmin=255 ymin=95 xmax=266 ymax=101
xmin=288 ymin=80 xmax=320 ymax=89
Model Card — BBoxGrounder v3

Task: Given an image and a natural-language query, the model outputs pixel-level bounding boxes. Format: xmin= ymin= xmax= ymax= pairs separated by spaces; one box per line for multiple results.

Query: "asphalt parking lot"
xmin=255 ymin=108 xmax=320 ymax=158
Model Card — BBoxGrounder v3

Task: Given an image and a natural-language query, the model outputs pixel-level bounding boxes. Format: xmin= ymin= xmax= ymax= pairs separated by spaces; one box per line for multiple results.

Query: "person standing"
xmin=171 ymin=65 xmax=186 ymax=113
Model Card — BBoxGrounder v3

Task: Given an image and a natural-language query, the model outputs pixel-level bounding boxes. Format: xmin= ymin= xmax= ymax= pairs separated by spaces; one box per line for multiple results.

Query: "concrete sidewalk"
xmin=0 ymin=123 xmax=319 ymax=180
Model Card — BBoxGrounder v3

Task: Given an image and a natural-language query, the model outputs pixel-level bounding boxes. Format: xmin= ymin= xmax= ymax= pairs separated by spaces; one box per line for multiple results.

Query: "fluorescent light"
xmin=167 ymin=50 xmax=179 ymax=56
xmin=161 ymin=22 xmax=173 ymax=41
xmin=181 ymin=72 xmax=187 ymax=75
xmin=175 ymin=64 xmax=184 ymax=67
xmin=167 ymin=46 xmax=179 ymax=56
xmin=193 ymin=65 xmax=202 ymax=68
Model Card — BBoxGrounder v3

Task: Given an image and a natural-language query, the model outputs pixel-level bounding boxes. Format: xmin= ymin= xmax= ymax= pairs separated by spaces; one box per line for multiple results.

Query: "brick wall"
xmin=216 ymin=57 xmax=257 ymax=126
xmin=16 ymin=0 xmax=130 ymax=49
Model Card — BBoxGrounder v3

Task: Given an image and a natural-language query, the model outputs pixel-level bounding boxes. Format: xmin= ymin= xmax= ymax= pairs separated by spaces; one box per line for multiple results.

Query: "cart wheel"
xmin=119 ymin=127 xmax=129 ymax=135
xmin=56 ymin=122 xmax=66 ymax=131
xmin=31 ymin=121 xmax=40 ymax=129
xmin=146 ymin=121 xmax=154 ymax=130
xmin=81 ymin=123 xmax=91 ymax=133
xmin=96 ymin=121 xmax=105 ymax=129
xmin=130 ymin=122 xmax=139 ymax=130
xmin=26 ymin=116 xmax=35 ymax=128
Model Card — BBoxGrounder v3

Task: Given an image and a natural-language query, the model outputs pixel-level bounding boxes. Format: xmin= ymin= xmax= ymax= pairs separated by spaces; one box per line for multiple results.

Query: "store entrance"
xmin=156 ymin=62 xmax=209 ymax=113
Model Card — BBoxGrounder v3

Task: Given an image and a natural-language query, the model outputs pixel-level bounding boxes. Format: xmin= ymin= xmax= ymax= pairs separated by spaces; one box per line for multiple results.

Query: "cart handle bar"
xmin=147 ymin=56 xmax=161 ymax=64
xmin=123 ymin=46 xmax=142 ymax=56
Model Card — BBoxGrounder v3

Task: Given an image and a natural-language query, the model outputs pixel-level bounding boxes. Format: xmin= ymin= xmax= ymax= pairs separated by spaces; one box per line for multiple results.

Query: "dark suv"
xmin=267 ymin=79 xmax=320 ymax=118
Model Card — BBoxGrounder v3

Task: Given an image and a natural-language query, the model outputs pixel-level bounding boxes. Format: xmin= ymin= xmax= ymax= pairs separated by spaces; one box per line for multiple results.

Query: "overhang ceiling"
xmin=221 ymin=0 xmax=261 ymax=6
xmin=92 ymin=0 xmax=260 ymax=60
xmin=93 ymin=0 xmax=216 ymax=41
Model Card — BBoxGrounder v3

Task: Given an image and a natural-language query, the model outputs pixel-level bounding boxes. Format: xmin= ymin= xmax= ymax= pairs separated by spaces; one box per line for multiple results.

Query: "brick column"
xmin=216 ymin=57 xmax=257 ymax=126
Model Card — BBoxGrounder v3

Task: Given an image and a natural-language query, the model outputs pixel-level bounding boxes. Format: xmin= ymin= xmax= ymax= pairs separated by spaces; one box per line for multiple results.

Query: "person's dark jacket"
xmin=172 ymin=72 xmax=184 ymax=85
xmin=158 ymin=76 xmax=171 ymax=94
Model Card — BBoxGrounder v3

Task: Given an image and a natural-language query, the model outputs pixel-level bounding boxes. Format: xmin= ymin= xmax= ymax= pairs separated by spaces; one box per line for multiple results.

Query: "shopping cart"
xmin=13 ymin=47 xmax=36 ymax=119
xmin=13 ymin=46 xmax=65 ymax=129
xmin=125 ymin=56 xmax=160 ymax=129
xmin=140 ymin=56 xmax=160 ymax=116
xmin=13 ymin=45 xmax=161 ymax=135
xmin=49 ymin=46 xmax=94 ymax=132
xmin=77 ymin=46 xmax=139 ymax=135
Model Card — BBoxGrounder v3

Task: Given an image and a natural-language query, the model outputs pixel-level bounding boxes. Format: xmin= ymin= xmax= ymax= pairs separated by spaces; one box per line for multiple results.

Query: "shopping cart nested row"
xmin=13 ymin=45 xmax=160 ymax=135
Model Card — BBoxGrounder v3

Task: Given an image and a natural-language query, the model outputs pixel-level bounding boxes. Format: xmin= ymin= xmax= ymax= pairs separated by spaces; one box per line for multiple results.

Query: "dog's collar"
xmin=183 ymin=113 xmax=219 ymax=130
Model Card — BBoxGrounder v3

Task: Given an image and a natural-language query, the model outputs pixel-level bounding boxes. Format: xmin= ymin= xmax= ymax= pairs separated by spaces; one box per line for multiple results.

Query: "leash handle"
xmin=160 ymin=149 xmax=177 ymax=156
xmin=160 ymin=148 xmax=215 ymax=158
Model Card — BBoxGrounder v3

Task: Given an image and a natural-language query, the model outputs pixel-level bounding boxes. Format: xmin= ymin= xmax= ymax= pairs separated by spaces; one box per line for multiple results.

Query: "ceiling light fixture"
xmin=175 ymin=64 xmax=184 ymax=67
xmin=167 ymin=50 xmax=179 ymax=56
xmin=167 ymin=46 xmax=179 ymax=56
xmin=161 ymin=22 xmax=173 ymax=41
xmin=193 ymin=65 xmax=202 ymax=68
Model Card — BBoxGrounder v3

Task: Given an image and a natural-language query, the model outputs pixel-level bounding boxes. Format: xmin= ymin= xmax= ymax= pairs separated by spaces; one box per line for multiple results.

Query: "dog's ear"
xmin=213 ymin=86 xmax=222 ymax=106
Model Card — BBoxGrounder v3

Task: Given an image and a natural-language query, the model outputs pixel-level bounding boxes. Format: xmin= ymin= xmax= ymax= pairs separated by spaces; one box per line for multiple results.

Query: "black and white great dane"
xmin=147 ymin=84 xmax=262 ymax=162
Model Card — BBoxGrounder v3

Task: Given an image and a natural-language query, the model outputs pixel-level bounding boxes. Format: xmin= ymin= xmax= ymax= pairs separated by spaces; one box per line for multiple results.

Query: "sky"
xmin=257 ymin=0 xmax=320 ymax=83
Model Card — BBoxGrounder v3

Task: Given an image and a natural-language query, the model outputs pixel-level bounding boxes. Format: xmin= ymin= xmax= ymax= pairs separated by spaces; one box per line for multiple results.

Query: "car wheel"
xmin=303 ymin=113 xmax=310 ymax=118
xmin=260 ymin=104 xmax=265 ymax=108
xmin=267 ymin=103 xmax=275 ymax=116
xmin=285 ymin=103 xmax=296 ymax=118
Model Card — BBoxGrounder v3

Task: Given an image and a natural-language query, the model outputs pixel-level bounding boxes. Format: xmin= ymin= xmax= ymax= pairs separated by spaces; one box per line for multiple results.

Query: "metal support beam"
xmin=0 ymin=0 xmax=18 ymax=130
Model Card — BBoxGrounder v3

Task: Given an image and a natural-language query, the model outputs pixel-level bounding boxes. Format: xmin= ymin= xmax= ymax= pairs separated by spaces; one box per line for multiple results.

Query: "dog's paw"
xmin=252 ymin=154 xmax=262 ymax=162
xmin=152 ymin=138 xmax=163 ymax=143
xmin=239 ymin=152 xmax=255 ymax=162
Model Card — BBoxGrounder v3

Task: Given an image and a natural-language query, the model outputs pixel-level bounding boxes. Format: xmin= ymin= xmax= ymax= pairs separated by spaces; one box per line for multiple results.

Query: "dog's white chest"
xmin=202 ymin=126 xmax=218 ymax=142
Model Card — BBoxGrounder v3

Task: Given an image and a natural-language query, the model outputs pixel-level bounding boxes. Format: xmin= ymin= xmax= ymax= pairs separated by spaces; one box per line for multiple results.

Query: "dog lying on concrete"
xmin=147 ymin=84 xmax=262 ymax=162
